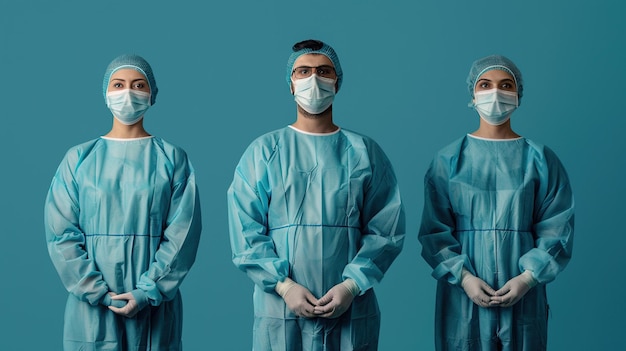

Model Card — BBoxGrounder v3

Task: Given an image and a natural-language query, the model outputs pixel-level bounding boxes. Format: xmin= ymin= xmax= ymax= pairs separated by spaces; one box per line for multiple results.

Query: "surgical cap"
xmin=286 ymin=40 xmax=343 ymax=91
xmin=102 ymin=54 xmax=158 ymax=105
xmin=467 ymin=54 xmax=523 ymax=105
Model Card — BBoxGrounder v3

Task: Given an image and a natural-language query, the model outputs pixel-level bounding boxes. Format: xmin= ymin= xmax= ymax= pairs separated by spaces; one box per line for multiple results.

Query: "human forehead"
xmin=109 ymin=68 xmax=148 ymax=82
xmin=293 ymin=53 xmax=334 ymax=68
xmin=476 ymin=69 xmax=515 ymax=84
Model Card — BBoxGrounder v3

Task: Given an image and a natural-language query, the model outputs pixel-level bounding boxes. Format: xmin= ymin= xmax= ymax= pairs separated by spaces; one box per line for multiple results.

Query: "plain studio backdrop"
xmin=1 ymin=1 xmax=623 ymax=349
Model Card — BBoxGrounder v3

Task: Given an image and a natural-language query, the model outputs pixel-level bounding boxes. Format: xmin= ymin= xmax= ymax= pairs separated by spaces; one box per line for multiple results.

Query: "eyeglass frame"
xmin=291 ymin=65 xmax=337 ymax=79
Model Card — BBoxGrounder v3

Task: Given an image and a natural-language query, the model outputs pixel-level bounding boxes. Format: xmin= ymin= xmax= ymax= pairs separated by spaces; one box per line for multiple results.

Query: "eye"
xmin=478 ymin=81 xmax=490 ymax=89
xmin=316 ymin=66 xmax=335 ymax=78
xmin=133 ymin=82 xmax=145 ymax=89
xmin=112 ymin=82 xmax=123 ymax=88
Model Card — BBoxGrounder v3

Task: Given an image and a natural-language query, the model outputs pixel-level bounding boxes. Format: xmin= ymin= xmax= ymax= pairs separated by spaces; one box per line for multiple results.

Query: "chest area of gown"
xmin=448 ymin=146 xmax=537 ymax=227
xmin=266 ymin=141 xmax=366 ymax=223
xmin=75 ymin=149 xmax=173 ymax=211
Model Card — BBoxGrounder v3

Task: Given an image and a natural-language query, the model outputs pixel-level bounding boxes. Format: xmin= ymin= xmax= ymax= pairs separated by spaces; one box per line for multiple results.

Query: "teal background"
xmin=1 ymin=0 xmax=624 ymax=349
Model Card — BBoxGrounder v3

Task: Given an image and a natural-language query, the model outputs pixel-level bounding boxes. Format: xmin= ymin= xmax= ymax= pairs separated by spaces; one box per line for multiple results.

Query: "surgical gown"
xmin=418 ymin=135 xmax=574 ymax=351
xmin=228 ymin=126 xmax=405 ymax=351
xmin=45 ymin=136 xmax=202 ymax=351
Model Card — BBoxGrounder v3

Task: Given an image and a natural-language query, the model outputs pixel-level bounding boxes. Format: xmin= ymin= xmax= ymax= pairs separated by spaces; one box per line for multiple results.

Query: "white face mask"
xmin=292 ymin=75 xmax=336 ymax=114
xmin=106 ymin=89 xmax=151 ymax=125
xmin=473 ymin=88 xmax=518 ymax=126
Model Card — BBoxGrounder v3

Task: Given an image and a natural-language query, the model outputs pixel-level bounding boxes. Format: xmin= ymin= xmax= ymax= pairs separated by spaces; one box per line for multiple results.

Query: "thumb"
xmin=317 ymin=292 xmax=332 ymax=306
xmin=111 ymin=292 xmax=132 ymax=300
xmin=481 ymin=281 xmax=497 ymax=296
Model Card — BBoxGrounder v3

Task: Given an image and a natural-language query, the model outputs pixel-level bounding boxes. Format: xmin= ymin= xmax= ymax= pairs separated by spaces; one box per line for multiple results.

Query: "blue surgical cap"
xmin=102 ymin=54 xmax=158 ymax=105
xmin=286 ymin=40 xmax=343 ymax=91
xmin=467 ymin=54 xmax=523 ymax=105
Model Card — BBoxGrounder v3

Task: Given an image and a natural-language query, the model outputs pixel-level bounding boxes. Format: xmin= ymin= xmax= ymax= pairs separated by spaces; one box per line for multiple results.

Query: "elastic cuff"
xmin=130 ymin=289 xmax=150 ymax=311
xmin=275 ymin=277 xmax=296 ymax=297
xmin=520 ymin=270 xmax=538 ymax=288
xmin=100 ymin=294 xmax=112 ymax=307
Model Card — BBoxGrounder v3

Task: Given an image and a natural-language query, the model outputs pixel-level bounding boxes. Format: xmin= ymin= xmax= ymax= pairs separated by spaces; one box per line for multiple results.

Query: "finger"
xmin=307 ymin=297 xmax=320 ymax=306
xmin=500 ymin=294 xmax=521 ymax=307
xmin=316 ymin=294 xmax=332 ymax=306
xmin=111 ymin=292 xmax=132 ymax=300
xmin=494 ymin=283 xmax=512 ymax=296
xmin=472 ymin=297 xmax=487 ymax=307
xmin=479 ymin=284 xmax=497 ymax=296
xmin=302 ymin=290 xmax=320 ymax=305
xmin=299 ymin=308 xmax=318 ymax=318
xmin=313 ymin=304 xmax=334 ymax=314
xmin=110 ymin=299 xmax=127 ymax=308
xmin=319 ymin=305 xmax=338 ymax=318
xmin=489 ymin=296 xmax=504 ymax=305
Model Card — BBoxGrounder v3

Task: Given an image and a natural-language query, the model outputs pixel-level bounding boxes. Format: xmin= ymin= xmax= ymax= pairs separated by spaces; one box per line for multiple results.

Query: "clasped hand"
xmin=277 ymin=279 xmax=358 ymax=319
xmin=107 ymin=292 xmax=140 ymax=318
xmin=461 ymin=271 xmax=535 ymax=308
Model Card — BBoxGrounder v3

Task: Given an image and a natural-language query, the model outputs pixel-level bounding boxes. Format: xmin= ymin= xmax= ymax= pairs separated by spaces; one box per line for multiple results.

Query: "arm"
xmin=131 ymin=154 xmax=202 ymax=310
xmin=519 ymin=147 xmax=574 ymax=284
xmin=44 ymin=150 xmax=110 ymax=306
xmin=341 ymin=146 xmax=405 ymax=294
xmin=227 ymin=148 xmax=290 ymax=293
xmin=418 ymin=160 xmax=475 ymax=285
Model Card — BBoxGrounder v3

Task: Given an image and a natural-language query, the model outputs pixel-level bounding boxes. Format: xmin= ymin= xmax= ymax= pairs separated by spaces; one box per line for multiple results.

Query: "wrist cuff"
xmin=130 ymin=289 xmax=150 ymax=311
xmin=100 ymin=294 xmax=112 ymax=306
xmin=275 ymin=277 xmax=296 ymax=297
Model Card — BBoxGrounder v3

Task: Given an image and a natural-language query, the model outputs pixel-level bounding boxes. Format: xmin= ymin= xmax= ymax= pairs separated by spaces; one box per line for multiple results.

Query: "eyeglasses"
xmin=292 ymin=65 xmax=336 ymax=79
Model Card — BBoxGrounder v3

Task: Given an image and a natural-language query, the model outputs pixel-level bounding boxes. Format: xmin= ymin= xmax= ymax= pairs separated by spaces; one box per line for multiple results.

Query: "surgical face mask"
xmin=106 ymin=89 xmax=151 ymax=125
xmin=292 ymin=75 xmax=336 ymax=115
xmin=473 ymin=88 xmax=518 ymax=126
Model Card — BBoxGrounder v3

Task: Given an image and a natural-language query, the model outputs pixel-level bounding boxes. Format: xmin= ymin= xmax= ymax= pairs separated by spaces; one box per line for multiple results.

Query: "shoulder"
xmin=149 ymin=137 xmax=194 ymax=170
xmin=339 ymin=128 xmax=388 ymax=155
xmin=423 ymin=136 xmax=467 ymax=181
xmin=240 ymin=127 xmax=288 ymax=161
xmin=61 ymin=138 xmax=102 ymax=164
xmin=151 ymin=137 xmax=189 ymax=157
xmin=431 ymin=136 xmax=467 ymax=164
xmin=523 ymin=138 xmax=569 ymax=173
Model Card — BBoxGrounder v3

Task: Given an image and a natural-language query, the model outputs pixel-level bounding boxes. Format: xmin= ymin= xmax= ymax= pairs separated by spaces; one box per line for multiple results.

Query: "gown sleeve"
xmin=519 ymin=146 xmax=574 ymax=284
xmin=134 ymin=150 xmax=202 ymax=308
xmin=227 ymin=143 xmax=290 ymax=293
xmin=341 ymin=142 xmax=406 ymax=294
xmin=418 ymin=154 xmax=474 ymax=285
xmin=44 ymin=148 xmax=110 ymax=305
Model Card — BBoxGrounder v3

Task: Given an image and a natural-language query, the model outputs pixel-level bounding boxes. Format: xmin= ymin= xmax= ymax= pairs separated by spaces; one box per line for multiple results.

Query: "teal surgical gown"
xmin=45 ymin=136 xmax=202 ymax=351
xmin=228 ymin=126 xmax=405 ymax=351
xmin=419 ymin=135 xmax=574 ymax=351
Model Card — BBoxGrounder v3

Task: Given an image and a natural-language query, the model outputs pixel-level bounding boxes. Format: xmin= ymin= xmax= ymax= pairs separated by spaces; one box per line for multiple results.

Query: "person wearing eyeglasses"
xmin=227 ymin=39 xmax=405 ymax=350
xmin=418 ymin=55 xmax=574 ymax=350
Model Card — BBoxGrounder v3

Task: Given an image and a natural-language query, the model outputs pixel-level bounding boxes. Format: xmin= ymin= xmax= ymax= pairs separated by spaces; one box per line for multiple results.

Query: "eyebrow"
xmin=477 ymin=78 xmax=514 ymax=83
xmin=294 ymin=65 xmax=334 ymax=68
xmin=110 ymin=78 xmax=148 ymax=83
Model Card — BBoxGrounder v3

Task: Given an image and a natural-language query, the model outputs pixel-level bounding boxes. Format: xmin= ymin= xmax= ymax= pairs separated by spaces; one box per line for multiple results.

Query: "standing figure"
xmin=45 ymin=54 xmax=202 ymax=351
xmin=228 ymin=39 xmax=405 ymax=351
xmin=418 ymin=54 xmax=574 ymax=351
